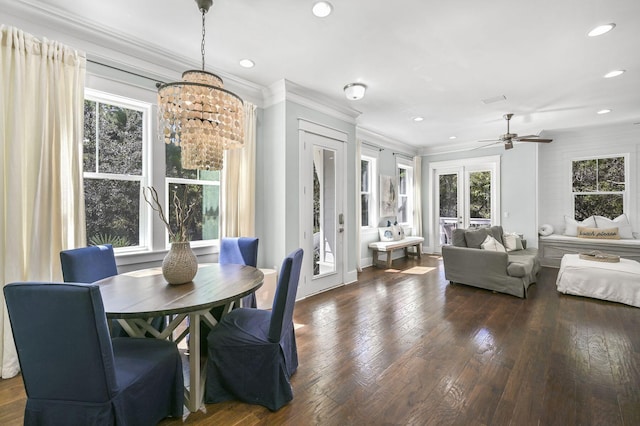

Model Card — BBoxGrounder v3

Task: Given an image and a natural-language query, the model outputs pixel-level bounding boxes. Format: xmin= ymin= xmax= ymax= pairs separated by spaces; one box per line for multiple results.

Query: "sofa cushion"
xmin=452 ymin=229 xmax=467 ymax=247
xmin=490 ymin=226 xmax=505 ymax=246
xmin=503 ymin=232 xmax=524 ymax=251
xmin=464 ymin=228 xmax=490 ymax=249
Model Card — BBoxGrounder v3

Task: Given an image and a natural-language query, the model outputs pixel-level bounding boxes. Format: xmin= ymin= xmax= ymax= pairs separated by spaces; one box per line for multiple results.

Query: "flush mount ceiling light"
xmin=157 ymin=0 xmax=244 ymax=171
xmin=597 ymin=109 xmax=612 ymax=115
xmin=312 ymin=1 xmax=333 ymax=18
xmin=604 ymin=69 xmax=625 ymax=78
xmin=588 ymin=23 xmax=616 ymax=37
xmin=344 ymin=83 xmax=367 ymax=100
xmin=239 ymin=58 xmax=255 ymax=68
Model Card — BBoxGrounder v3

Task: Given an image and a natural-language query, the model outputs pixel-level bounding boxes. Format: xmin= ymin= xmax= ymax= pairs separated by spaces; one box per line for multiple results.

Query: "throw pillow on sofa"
xmin=594 ymin=214 xmax=633 ymax=239
xmin=563 ymin=215 xmax=596 ymax=237
xmin=503 ymin=232 xmax=524 ymax=251
xmin=481 ymin=235 xmax=506 ymax=252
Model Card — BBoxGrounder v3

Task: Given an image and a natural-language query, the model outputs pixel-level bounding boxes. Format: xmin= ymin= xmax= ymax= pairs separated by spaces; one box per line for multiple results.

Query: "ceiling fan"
xmin=480 ymin=113 xmax=553 ymax=150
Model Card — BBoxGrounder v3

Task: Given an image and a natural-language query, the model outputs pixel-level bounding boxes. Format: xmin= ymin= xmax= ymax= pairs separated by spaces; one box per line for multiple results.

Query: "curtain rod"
xmin=393 ymin=151 xmax=414 ymax=159
xmin=87 ymin=58 xmax=165 ymax=85
xmin=361 ymin=141 xmax=384 ymax=151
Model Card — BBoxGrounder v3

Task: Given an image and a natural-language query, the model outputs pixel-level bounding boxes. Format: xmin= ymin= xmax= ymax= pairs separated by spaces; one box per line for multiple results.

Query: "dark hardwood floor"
xmin=2 ymin=255 xmax=640 ymax=425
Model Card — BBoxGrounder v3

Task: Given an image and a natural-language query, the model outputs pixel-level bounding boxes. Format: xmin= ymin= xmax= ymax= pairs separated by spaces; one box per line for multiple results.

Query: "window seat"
xmin=369 ymin=236 xmax=424 ymax=268
xmin=538 ymin=234 xmax=640 ymax=268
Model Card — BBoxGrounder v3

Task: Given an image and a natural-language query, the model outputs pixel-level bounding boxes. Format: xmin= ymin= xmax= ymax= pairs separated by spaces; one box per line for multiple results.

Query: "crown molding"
xmin=356 ymin=127 xmax=418 ymax=156
xmin=263 ymin=79 xmax=361 ymax=124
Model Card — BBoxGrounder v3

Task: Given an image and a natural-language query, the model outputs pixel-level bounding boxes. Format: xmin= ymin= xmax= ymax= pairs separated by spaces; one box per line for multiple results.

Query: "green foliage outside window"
xmin=572 ymin=157 xmax=625 ymax=221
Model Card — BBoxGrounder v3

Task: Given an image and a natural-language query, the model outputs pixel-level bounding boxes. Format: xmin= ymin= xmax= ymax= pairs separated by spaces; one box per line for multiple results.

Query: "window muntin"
xmin=83 ymin=94 xmax=148 ymax=249
xmin=572 ymin=156 xmax=626 ymax=221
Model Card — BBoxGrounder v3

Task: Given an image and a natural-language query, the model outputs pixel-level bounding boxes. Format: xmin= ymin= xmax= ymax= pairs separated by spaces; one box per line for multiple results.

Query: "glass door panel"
xmin=313 ymin=146 xmax=337 ymax=277
xmin=438 ymin=173 xmax=459 ymax=245
xmin=468 ymin=170 xmax=492 ymax=229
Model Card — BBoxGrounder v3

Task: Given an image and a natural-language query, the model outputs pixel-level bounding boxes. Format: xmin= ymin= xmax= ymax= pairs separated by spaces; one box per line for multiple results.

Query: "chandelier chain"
xmin=201 ymin=9 xmax=206 ymax=71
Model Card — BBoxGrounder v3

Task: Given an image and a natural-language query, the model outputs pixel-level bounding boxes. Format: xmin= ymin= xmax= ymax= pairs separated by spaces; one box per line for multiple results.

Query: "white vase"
xmin=162 ymin=241 xmax=198 ymax=285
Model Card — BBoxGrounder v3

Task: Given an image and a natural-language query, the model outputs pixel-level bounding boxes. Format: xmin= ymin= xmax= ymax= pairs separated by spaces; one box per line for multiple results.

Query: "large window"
xmin=572 ymin=155 xmax=626 ymax=220
xmin=84 ymin=87 xmax=221 ymax=253
xmin=83 ymin=91 xmax=148 ymax=248
xmin=397 ymin=160 xmax=414 ymax=225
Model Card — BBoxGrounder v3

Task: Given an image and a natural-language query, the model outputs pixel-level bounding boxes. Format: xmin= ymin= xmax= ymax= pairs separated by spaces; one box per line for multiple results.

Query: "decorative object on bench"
xmin=538 ymin=224 xmax=554 ymax=236
xmin=442 ymin=225 xmax=540 ymax=298
xmin=578 ymin=250 xmax=620 ymax=263
xmin=369 ymin=234 xmax=424 ymax=268
xmin=577 ymin=226 xmax=620 ymax=240
xmin=557 ymin=254 xmax=640 ymax=308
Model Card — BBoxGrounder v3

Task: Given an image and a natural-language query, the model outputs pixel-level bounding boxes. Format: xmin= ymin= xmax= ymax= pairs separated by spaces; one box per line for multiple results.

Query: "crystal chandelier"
xmin=157 ymin=0 xmax=244 ymax=170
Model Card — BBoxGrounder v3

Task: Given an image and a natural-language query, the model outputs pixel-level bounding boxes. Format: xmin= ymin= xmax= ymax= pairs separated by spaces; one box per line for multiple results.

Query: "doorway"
xmin=430 ymin=156 xmax=501 ymax=253
xmin=299 ymin=122 xmax=346 ymax=296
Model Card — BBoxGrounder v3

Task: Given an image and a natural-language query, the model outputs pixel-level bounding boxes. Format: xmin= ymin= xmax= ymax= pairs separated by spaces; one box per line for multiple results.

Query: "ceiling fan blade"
xmin=517 ymin=138 xmax=553 ymax=143
xmin=477 ymin=139 xmax=501 ymax=142
xmin=512 ymin=135 xmax=537 ymax=140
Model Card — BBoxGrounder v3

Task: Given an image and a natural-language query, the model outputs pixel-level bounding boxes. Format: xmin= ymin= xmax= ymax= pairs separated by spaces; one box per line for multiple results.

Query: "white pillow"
xmin=378 ymin=227 xmax=394 ymax=242
xmin=538 ymin=224 xmax=554 ymax=236
xmin=563 ymin=215 xmax=596 ymax=237
xmin=594 ymin=214 xmax=633 ymax=239
xmin=503 ymin=232 xmax=524 ymax=251
xmin=481 ymin=235 xmax=506 ymax=252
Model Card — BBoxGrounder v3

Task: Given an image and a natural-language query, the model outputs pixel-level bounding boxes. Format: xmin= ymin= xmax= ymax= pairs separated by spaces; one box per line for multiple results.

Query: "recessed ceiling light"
xmin=604 ymin=69 xmax=625 ymax=78
xmin=312 ymin=1 xmax=333 ymax=18
xmin=597 ymin=109 xmax=612 ymax=115
xmin=588 ymin=23 xmax=616 ymax=37
xmin=449 ymin=136 xmax=457 ymax=140
xmin=413 ymin=116 xmax=424 ymax=122
xmin=239 ymin=59 xmax=255 ymax=68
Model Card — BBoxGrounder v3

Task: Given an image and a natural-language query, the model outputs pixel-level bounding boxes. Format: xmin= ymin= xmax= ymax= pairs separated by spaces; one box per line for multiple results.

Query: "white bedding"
xmin=556 ymin=254 xmax=640 ymax=308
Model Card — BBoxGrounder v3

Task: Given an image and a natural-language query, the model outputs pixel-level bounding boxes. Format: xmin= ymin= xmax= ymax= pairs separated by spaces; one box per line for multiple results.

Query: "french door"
xmin=431 ymin=157 xmax=500 ymax=253
xmin=299 ymin=123 xmax=346 ymax=297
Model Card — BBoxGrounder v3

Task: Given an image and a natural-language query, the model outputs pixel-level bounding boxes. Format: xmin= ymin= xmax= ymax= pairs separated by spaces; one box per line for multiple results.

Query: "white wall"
xmin=538 ymin=122 xmax=640 ymax=235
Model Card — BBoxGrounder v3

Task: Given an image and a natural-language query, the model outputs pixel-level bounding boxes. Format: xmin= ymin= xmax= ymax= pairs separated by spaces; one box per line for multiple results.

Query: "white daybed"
xmin=556 ymin=254 xmax=640 ymax=308
xmin=538 ymin=234 xmax=640 ymax=268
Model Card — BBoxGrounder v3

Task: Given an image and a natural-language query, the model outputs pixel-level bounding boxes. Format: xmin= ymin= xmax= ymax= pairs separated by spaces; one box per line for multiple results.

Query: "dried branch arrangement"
xmin=143 ymin=186 xmax=196 ymax=242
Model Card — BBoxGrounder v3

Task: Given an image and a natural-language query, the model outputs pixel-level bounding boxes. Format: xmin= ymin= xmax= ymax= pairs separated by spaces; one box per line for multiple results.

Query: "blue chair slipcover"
xmin=4 ymin=282 xmax=184 ymax=426
xmin=219 ymin=237 xmax=259 ymax=308
xmin=60 ymin=245 xmax=165 ymax=337
xmin=205 ymin=248 xmax=303 ymax=411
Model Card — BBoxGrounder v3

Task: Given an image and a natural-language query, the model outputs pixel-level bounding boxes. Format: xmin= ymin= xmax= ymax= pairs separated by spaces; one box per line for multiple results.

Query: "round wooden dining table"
xmin=97 ymin=263 xmax=264 ymax=412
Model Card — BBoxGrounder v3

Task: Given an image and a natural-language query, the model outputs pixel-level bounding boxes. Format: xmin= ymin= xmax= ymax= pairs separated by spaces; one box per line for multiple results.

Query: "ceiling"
xmin=4 ymin=0 xmax=640 ymax=152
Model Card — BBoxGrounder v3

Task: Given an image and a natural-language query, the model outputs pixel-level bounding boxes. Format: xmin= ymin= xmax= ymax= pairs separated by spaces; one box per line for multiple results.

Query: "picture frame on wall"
xmin=380 ymin=175 xmax=397 ymax=218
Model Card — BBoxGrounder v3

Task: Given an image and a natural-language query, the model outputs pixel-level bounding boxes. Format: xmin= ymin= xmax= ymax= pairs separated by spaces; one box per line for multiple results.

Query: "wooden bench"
xmin=369 ymin=236 xmax=424 ymax=268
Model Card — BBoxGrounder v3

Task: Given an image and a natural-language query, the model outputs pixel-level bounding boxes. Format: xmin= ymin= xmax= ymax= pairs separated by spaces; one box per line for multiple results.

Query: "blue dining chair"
xmin=60 ymin=244 xmax=165 ymax=337
xmin=4 ymin=282 xmax=184 ymax=426
xmin=205 ymin=248 xmax=303 ymax=411
xmin=219 ymin=237 xmax=259 ymax=308
xmin=196 ymin=237 xmax=260 ymax=355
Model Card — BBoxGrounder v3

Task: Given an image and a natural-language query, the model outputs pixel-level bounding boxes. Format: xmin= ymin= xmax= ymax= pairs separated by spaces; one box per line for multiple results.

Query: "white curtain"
xmin=413 ymin=156 xmax=423 ymax=240
xmin=0 ymin=26 xmax=86 ymax=378
xmin=221 ymin=101 xmax=257 ymax=237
